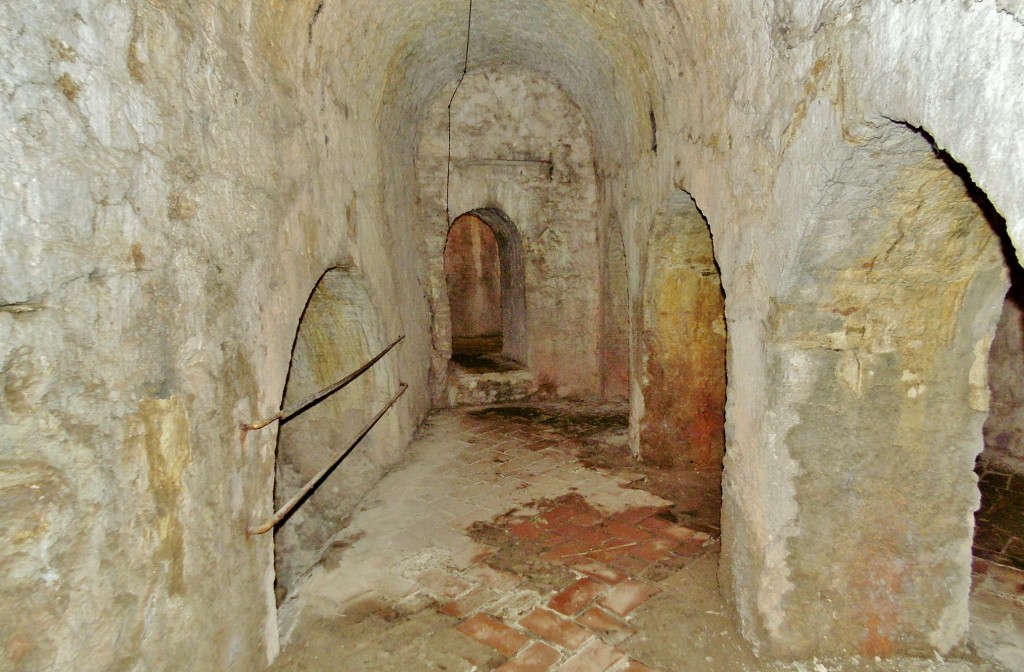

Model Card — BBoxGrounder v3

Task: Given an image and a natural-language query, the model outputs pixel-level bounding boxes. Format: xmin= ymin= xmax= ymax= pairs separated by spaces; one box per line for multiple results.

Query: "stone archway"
xmin=441 ymin=209 xmax=531 ymax=404
xmin=445 ymin=214 xmax=503 ymax=357
xmin=444 ymin=209 xmax=528 ymax=368
xmin=273 ymin=267 xmax=399 ymax=605
xmin=633 ymin=192 xmax=726 ymax=470
xmin=444 ymin=208 xmax=528 ymax=368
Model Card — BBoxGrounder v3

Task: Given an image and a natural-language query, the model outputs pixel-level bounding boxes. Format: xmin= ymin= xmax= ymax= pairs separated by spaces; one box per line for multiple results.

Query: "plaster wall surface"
xmin=0 ymin=2 xmax=430 ymax=670
xmin=3 ymin=0 xmax=1024 ymax=669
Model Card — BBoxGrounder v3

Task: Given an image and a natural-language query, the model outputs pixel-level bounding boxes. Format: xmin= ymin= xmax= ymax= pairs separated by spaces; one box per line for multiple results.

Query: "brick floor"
xmin=457 ymin=613 xmax=532 ymax=656
xmin=518 ymin=608 xmax=591 ymax=649
xmin=557 ymin=639 xmax=627 ymax=672
xmin=597 ymin=580 xmax=661 ymax=617
xmin=577 ymin=606 xmax=635 ymax=643
xmin=496 ymin=641 xmax=561 ymax=672
xmin=268 ymin=402 xmax=1022 ymax=672
xmin=547 ymin=578 xmax=610 ymax=616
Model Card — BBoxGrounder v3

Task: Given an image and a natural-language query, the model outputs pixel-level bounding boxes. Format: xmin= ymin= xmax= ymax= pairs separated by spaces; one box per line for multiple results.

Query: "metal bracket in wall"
xmin=246 ymin=382 xmax=409 ymax=536
xmin=241 ymin=334 xmax=405 ymax=432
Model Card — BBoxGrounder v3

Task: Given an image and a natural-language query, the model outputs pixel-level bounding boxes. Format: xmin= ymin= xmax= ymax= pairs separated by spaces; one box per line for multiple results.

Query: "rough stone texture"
xmin=723 ymin=128 xmax=1009 ymax=658
xmin=447 ymin=367 xmax=537 ymax=407
xmin=3 ymin=0 xmax=1024 ymax=669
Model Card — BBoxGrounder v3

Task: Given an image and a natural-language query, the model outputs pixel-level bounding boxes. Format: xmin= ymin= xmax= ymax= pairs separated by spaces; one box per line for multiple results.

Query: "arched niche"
xmin=273 ymin=267 xmax=399 ymax=604
xmin=444 ymin=209 xmax=528 ymax=366
xmin=724 ymin=123 xmax=1010 ymax=658
xmin=633 ymin=192 xmax=726 ymax=470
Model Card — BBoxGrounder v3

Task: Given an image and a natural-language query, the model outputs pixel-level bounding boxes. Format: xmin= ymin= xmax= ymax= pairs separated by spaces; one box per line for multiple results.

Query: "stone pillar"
xmin=722 ymin=129 xmax=1010 ymax=657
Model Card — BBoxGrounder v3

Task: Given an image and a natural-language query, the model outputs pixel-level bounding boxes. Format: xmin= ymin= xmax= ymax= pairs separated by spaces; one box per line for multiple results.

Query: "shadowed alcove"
xmin=634 ymin=191 xmax=726 ymax=470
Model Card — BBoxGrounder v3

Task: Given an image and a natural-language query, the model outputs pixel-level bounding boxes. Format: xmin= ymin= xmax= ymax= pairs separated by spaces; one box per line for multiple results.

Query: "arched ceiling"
xmin=354 ymin=0 xmax=660 ymax=170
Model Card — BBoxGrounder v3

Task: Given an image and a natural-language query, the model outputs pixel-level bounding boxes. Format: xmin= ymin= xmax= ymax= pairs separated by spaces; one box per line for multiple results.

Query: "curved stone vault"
xmin=2 ymin=0 xmax=1024 ymax=670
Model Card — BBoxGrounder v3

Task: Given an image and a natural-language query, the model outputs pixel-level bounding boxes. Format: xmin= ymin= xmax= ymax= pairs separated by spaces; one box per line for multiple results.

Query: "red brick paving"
xmin=577 ymin=606 xmax=635 ymax=641
xmin=609 ymin=554 xmax=653 ymax=577
xmin=597 ymin=579 xmax=661 ymax=617
xmin=496 ymin=641 xmax=562 ymax=672
xmin=418 ymin=411 xmax=720 ymax=672
xmin=654 ymin=523 xmax=699 ymax=543
xmin=457 ymin=613 xmax=532 ymax=656
xmin=558 ymin=639 xmax=627 ymax=672
xmin=638 ymin=516 xmax=673 ymax=535
xmin=563 ymin=558 xmax=627 ymax=584
xmin=510 ymin=521 xmax=544 ymax=541
xmin=414 ymin=568 xmax=473 ymax=599
xmin=587 ymin=542 xmax=638 ymax=564
xmin=439 ymin=585 xmax=498 ymax=618
xmin=608 ymin=506 xmax=667 ymax=526
xmin=600 ymin=521 xmax=654 ymax=545
xmin=629 ymin=537 xmax=679 ymax=562
xmin=547 ymin=577 xmax=610 ymax=616
xmin=519 ymin=608 xmax=592 ymax=649
xmin=539 ymin=539 xmax=594 ymax=563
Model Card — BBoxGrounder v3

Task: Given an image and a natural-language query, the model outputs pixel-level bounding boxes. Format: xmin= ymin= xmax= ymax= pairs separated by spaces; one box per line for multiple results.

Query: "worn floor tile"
xmin=576 ymin=606 xmax=635 ymax=643
xmin=496 ymin=641 xmax=562 ymax=672
xmin=519 ymin=607 xmax=592 ymax=649
xmin=548 ymin=578 xmax=610 ymax=616
xmin=597 ymin=580 xmax=661 ymax=617
xmin=556 ymin=639 xmax=627 ymax=672
xmin=456 ymin=613 xmax=531 ymax=656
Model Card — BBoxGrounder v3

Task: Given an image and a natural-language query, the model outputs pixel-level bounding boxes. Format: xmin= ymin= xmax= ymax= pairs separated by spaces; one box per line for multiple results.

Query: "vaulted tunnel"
xmin=4 ymin=1 xmax=1024 ymax=671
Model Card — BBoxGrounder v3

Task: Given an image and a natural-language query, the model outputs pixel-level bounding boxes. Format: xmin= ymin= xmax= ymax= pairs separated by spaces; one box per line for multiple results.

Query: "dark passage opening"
xmin=445 ymin=213 xmax=505 ymax=370
xmin=444 ymin=209 xmax=528 ymax=374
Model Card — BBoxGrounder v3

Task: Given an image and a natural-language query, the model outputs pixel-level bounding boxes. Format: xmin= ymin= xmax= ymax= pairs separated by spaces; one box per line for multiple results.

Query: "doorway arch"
xmin=444 ymin=208 xmax=528 ymax=367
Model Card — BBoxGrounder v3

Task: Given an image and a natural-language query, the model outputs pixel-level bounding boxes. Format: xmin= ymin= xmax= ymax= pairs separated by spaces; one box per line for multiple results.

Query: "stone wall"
xmin=0 ymin=2 xmax=430 ymax=670
xmin=723 ymin=126 xmax=1007 ymax=657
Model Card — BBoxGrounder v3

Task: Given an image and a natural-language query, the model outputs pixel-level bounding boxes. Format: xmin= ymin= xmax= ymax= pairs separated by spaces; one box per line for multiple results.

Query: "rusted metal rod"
xmin=247 ymin=382 xmax=409 ymax=536
xmin=242 ymin=335 xmax=405 ymax=431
